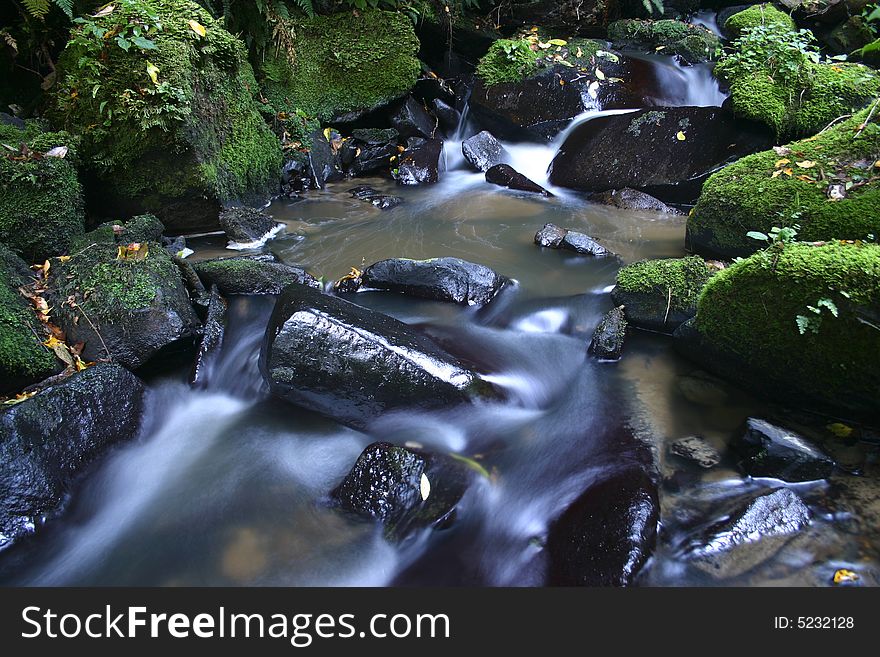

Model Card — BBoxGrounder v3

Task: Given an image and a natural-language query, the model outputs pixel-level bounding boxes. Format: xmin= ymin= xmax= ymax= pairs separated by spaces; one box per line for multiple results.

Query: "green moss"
xmin=724 ymin=4 xmax=795 ymax=38
xmin=0 ymin=243 xmax=59 ymax=393
xmin=857 ymin=38 xmax=880 ymax=68
xmin=52 ymin=242 xmax=183 ymax=322
xmin=51 ymin=0 xmax=281 ymax=213
xmin=476 ymin=37 xmax=604 ymax=87
xmin=261 ymin=10 xmax=420 ymax=122
xmin=695 ymin=241 xmax=880 ymax=412
xmin=607 ymin=19 xmax=721 ymax=62
xmin=688 ymin=109 xmax=880 ymax=258
xmin=617 ymin=256 xmax=715 ymax=312
xmin=0 ymin=122 xmax=84 ymax=262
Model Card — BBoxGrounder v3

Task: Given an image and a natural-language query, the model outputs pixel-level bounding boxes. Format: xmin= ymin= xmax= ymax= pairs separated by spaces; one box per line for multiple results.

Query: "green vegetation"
xmin=260 ymin=10 xmax=420 ymax=122
xmin=694 ymin=241 xmax=880 ymax=415
xmin=476 ymin=36 xmax=603 ymax=86
xmin=716 ymin=21 xmax=880 ymax=140
xmin=723 ymin=4 xmax=795 ymax=38
xmin=50 ymin=0 xmax=281 ymax=216
xmin=0 ymin=121 xmax=84 ymax=262
xmin=616 ymin=256 xmax=715 ymax=312
xmin=607 ymin=19 xmax=721 ymax=62
xmin=688 ymin=108 xmax=880 ymax=258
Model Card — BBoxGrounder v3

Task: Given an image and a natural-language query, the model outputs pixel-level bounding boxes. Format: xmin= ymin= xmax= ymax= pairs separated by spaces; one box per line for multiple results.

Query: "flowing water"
xmin=3 ymin=59 xmax=878 ymax=587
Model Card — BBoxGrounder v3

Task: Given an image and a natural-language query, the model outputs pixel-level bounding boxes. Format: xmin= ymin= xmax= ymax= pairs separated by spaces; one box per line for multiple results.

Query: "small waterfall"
xmin=690 ymin=10 xmax=723 ymax=37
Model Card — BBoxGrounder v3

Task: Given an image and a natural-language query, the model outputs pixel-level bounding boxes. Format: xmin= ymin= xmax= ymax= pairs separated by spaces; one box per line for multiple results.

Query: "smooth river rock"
xmin=486 ymin=164 xmax=553 ymax=196
xmin=194 ymin=255 xmax=321 ymax=296
xmin=462 ymin=131 xmax=508 ymax=172
xmin=733 ymin=418 xmax=836 ymax=482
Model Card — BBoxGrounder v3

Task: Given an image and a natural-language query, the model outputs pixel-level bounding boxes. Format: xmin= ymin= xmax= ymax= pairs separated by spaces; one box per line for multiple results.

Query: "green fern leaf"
xmin=54 ymin=0 xmax=74 ymax=18
xmin=22 ymin=0 xmax=51 ymax=19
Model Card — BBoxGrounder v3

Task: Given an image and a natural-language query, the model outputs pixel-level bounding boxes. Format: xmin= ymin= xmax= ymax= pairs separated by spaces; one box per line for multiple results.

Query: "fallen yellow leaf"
xmin=595 ymin=68 xmax=605 ymax=80
xmin=188 ymin=19 xmax=207 ymax=38
xmin=146 ymin=62 xmax=160 ymax=85
xmin=826 ymin=422 xmax=853 ymax=438
xmin=833 ymin=569 xmax=859 ymax=584
xmin=775 ymin=158 xmax=790 ymax=168
xmin=796 ymin=160 xmax=816 ymax=168
xmin=676 ymin=131 xmax=686 ymax=141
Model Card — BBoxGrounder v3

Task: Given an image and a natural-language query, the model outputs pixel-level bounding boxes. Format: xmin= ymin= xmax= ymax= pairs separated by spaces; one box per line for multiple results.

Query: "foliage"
xmin=717 ymin=23 xmax=819 ymax=87
xmin=475 ymin=34 xmax=603 ymax=86
xmin=20 ymin=0 xmax=74 ymax=20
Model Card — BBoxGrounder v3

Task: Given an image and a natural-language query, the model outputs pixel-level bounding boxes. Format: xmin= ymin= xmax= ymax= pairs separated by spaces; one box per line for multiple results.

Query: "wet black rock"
xmin=534 ymin=223 xmax=568 ymax=248
xmin=432 ymin=98 xmax=462 ymax=137
xmin=733 ymin=418 xmax=836 ymax=482
xmin=396 ymin=138 xmax=443 ymax=186
xmin=684 ymin=488 xmax=811 ymax=579
xmin=194 ymin=255 xmax=321 ymax=296
xmin=391 ymin=96 xmax=438 ymax=140
xmin=548 ymin=107 xmax=773 ymax=203
xmin=486 ymin=164 xmax=552 ymax=196
xmin=669 ymin=436 xmax=721 ymax=469
xmin=218 ymin=206 xmax=279 ymax=244
xmin=462 ymin=131 xmax=508 ymax=172
xmin=0 ymin=363 xmax=146 ymax=548
xmin=590 ymin=188 xmax=683 ymax=214
xmin=351 ymin=128 xmax=399 ymax=144
xmin=331 ymin=442 xmax=472 ymax=540
xmin=588 ymin=306 xmax=628 ymax=360
xmin=260 ymin=284 xmax=492 ymax=428
xmin=308 ymin=129 xmax=344 ymax=188
xmin=190 ymin=285 xmax=226 ymax=387
xmin=361 ymin=257 xmax=509 ymax=306
xmin=547 ymin=468 xmax=659 ymax=586
xmin=348 ymin=186 xmax=403 ymax=210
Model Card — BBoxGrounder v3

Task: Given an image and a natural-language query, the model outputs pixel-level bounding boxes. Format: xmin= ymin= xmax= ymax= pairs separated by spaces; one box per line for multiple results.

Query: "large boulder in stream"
xmin=0 ymin=363 xmax=146 ymax=548
xmin=462 ymin=131 xmax=508 ymax=172
xmin=547 ymin=467 xmax=659 ymax=586
xmin=394 ymin=138 xmax=443 ymax=186
xmin=50 ymin=0 xmax=282 ymax=233
xmin=46 ymin=242 xmax=201 ymax=370
xmin=194 ymin=255 xmax=321 ymax=296
xmin=675 ymin=242 xmax=880 ymax=421
xmin=471 ymin=38 xmax=679 ymax=141
xmin=332 ymin=442 xmax=472 ymax=541
xmin=359 ymin=257 xmax=510 ymax=306
xmin=260 ymin=285 xmax=493 ymax=428
xmin=548 ymin=107 xmax=773 ymax=203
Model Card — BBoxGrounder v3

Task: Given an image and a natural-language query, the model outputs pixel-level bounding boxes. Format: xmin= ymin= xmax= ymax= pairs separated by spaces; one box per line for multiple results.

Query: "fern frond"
xmin=54 ymin=0 xmax=74 ymax=19
xmin=22 ymin=0 xmax=51 ymax=19
xmin=290 ymin=0 xmax=315 ymax=19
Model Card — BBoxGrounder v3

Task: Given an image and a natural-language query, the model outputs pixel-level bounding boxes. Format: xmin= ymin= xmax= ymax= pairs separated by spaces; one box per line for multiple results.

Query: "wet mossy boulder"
xmin=0 ymin=121 xmax=84 ymax=262
xmin=607 ymin=19 xmax=722 ymax=63
xmin=51 ymin=0 xmax=283 ymax=233
xmin=687 ymin=109 xmax=880 ymax=259
xmin=260 ymin=284 xmax=493 ymax=428
xmin=260 ymin=10 xmax=420 ymax=123
xmin=0 ymin=363 xmax=145 ymax=549
xmin=46 ymin=242 xmax=201 ymax=369
xmin=588 ymin=306 xmax=628 ymax=360
xmin=716 ymin=23 xmax=880 ymax=140
xmin=193 ymin=255 xmax=321 ymax=295
xmin=723 ymin=4 xmax=796 ymax=38
xmin=0 ymin=244 xmax=62 ymax=396
xmin=677 ymin=242 xmax=880 ymax=419
xmin=332 ymin=442 xmax=472 ymax=541
xmin=612 ymin=257 xmax=717 ymax=333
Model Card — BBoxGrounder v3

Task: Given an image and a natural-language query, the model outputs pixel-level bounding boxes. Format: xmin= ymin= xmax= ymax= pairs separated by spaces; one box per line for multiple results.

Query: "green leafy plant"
xmin=21 ymin=0 xmax=74 ymax=19
xmin=863 ymin=3 xmax=880 ymax=36
xmin=642 ymin=0 xmax=664 ymax=16
xmin=746 ymin=224 xmax=801 ymax=246
xmin=796 ymin=297 xmax=839 ymax=334
xmin=718 ymin=23 xmax=819 ymax=86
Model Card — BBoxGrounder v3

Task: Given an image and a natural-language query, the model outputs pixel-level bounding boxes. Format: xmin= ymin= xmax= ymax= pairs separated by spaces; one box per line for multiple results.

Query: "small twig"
xmin=72 ymin=303 xmax=112 ymax=362
xmin=816 ymin=113 xmax=852 ymax=135
xmin=854 ymin=99 xmax=879 ymax=139
xmin=663 ymin=286 xmax=672 ymax=326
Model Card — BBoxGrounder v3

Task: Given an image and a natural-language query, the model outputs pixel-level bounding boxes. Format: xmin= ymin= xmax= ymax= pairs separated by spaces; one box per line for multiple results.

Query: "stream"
xmin=3 ymin=57 xmax=878 ymax=587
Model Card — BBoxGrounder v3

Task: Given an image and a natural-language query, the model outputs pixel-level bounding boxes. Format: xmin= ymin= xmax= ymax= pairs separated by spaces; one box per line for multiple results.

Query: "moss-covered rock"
xmin=193 ymin=255 xmax=320 ymax=295
xmin=611 ymin=256 xmax=717 ymax=333
xmin=607 ymin=19 xmax=722 ymax=63
xmin=51 ymin=0 xmax=282 ymax=233
xmin=0 ymin=243 xmax=61 ymax=396
xmin=47 ymin=241 xmax=200 ymax=369
xmin=723 ymin=4 xmax=796 ymax=38
xmin=0 ymin=121 xmax=84 ymax=262
xmin=475 ymin=37 xmax=603 ymax=87
xmin=687 ymin=109 xmax=880 ymax=259
xmin=679 ymin=241 xmax=880 ymax=419
xmin=260 ymin=10 xmax=420 ymax=123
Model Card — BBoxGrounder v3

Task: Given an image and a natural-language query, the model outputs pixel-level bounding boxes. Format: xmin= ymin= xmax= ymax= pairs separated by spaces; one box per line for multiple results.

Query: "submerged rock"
xmin=733 ymin=418 xmax=836 ymax=482
xmin=486 ymin=164 xmax=552 ymax=196
xmin=218 ymin=207 xmax=280 ymax=244
xmin=462 ymin=131 xmax=508 ymax=172
xmin=332 ymin=442 xmax=471 ymax=540
xmin=534 ymin=223 xmax=568 ymax=248
xmin=669 ymin=436 xmax=721 ymax=469
xmin=547 ymin=468 xmax=659 ymax=586
xmin=361 ymin=257 xmax=509 ymax=306
xmin=611 ymin=257 xmax=716 ymax=333
xmin=395 ymin=138 xmax=443 ymax=186
xmin=47 ymin=242 xmax=201 ymax=370
xmin=548 ymin=107 xmax=772 ymax=203
xmin=534 ymin=223 xmax=610 ymax=256
xmin=0 ymin=363 xmax=145 ymax=548
xmin=194 ymin=255 xmax=320 ymax=296
xmin=683 ymin=488 xmax=811 ymax=579
xmin=588 ymin=306 xmax=628 ymax=361
xmin=260 ymin=284 xmax=492 ymax=427
xmin=348 ymin=186 xmax=403 ymax=210
xmin=0 ymin=244 xmax=62 ymax=396
xmin=590 ymin=188 xmax=682 ymax=214
xmin=190 ymin=286 xmax=226 ymax=387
